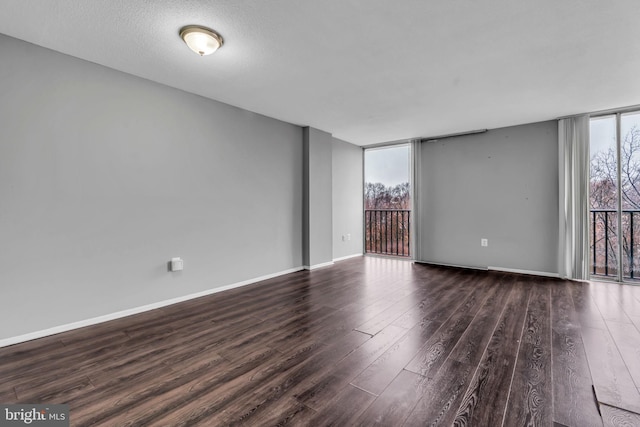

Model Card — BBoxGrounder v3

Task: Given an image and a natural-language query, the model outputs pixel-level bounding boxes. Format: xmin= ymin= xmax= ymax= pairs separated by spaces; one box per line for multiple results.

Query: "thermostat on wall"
xmin=170 ymin=257 xmax=184 ymax=272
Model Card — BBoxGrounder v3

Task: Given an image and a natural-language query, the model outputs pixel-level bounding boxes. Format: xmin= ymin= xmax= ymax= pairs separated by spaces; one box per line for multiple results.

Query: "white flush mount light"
xmin=180 ymin=25 xmax=223 ymax=56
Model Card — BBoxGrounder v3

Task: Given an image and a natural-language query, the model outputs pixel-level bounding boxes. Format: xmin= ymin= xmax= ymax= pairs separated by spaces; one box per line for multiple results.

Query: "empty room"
xmin=1 ymin=1 xmax=640 ymax=426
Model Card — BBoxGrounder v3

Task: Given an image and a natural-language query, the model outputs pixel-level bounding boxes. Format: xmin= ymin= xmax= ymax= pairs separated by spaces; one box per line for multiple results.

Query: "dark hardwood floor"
xmin=2 ymin=256 xmax=640 ymax=426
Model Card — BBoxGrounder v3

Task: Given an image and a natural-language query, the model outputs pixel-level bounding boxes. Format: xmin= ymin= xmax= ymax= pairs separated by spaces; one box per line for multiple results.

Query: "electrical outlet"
xmin=170 ymin=257 xmax=184 ymax=271
xmin=347 ymin=234 xmax=351 ymax=241
xmin=481 ymin=238 xmax=488 ymax=247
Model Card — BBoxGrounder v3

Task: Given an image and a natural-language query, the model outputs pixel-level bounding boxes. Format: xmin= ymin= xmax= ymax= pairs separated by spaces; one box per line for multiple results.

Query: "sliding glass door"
xmin=363 ymin=145 xmax=411 ymax=257
xmin=590 ymin=110 xmax=640 ymax=282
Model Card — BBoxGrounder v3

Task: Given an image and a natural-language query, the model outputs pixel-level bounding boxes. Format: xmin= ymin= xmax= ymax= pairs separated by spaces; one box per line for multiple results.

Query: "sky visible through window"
xmin=364 ymin=145 xmax=410 ymax=187
xmin=591 ymin=112 xmax=640 ymax=155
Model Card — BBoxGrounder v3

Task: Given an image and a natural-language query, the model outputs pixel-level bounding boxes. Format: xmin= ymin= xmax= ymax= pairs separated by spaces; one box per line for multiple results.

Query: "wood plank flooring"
xmin=1 ymin=257 xmax=640 ymax=426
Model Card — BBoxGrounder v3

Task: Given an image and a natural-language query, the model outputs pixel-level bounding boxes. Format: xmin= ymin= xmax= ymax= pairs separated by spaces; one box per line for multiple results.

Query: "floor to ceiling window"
xmin=364 ymin=144 xmax=411 ymax=257
xmin=590 ymin=110 xmax=640 ymax=281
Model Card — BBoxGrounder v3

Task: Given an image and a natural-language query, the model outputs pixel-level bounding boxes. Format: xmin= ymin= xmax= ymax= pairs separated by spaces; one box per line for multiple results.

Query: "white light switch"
xmin=170 ymin=257 xmax=184 ymax=271
xmin=481 ymin=239 xmax=488 ymax=247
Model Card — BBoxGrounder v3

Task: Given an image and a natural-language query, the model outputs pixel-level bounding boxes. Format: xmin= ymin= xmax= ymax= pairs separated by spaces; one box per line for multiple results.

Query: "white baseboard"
xmin=570 ymin=278 xmax=592 ymax=283
xmin=414 ymin=260 xmax=488 ymax=271
xmin=0 ymin=266 xmax=305 ymax=348
xmin=487 ymin=266 xmax=560 ymax=278
xmin=303 ymin=261 xmax=335 ymax=270
xmin=415 ymin=260 xmax=560 ymax=279
xmin=333 ymin=253 xmax=363 ymax=262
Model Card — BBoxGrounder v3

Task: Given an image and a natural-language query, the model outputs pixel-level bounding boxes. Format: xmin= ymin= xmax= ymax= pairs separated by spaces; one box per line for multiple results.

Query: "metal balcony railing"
xmin=591 ymin=209 xmax=640 ymax=279
xmin=365 ymin=209 xmax=410 ymax=257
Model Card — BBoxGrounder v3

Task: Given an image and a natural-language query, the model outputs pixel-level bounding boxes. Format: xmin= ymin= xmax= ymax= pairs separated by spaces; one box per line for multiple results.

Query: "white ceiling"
xmin=1 ymin=1 xmax=639 ymax=146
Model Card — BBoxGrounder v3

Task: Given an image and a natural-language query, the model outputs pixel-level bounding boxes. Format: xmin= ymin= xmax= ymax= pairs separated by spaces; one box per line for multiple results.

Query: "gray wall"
xmin=0 ymin=34 xmax=303 ymax=340
xmin=418 ymin=121 xmax=559 ymax=274
xmin=302 ymin=127 xmax=334 ymax=267
xmin=332 ymin=138 xmax=363 ymax=260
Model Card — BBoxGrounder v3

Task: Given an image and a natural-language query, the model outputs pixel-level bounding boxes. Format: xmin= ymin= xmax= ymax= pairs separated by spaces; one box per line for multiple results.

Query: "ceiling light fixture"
xmin=180 ymin=25 xmax=223 ymax=56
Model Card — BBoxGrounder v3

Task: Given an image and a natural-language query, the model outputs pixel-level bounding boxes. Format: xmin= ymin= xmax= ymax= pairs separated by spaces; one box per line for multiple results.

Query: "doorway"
xmin=590 ymin=110 xmax=640 ymax=281
xmin=364 ymin=144 xmax=411 ymax=257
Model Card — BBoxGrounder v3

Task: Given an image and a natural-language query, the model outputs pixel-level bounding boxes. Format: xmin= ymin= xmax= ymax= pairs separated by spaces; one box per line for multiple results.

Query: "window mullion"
xmin=617 ymin=113 xmax=624 ymax=282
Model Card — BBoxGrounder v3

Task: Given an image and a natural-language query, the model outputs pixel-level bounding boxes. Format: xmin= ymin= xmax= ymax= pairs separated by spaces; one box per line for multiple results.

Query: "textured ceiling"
xmin=1 ymin=0 xmax=639 ymax=145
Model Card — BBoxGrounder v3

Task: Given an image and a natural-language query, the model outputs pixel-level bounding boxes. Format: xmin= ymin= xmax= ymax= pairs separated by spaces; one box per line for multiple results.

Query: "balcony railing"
xmin=365 ymin=209 xmax=410 ymax=257
xmin=591 ymin=209 xmax=640 ymax=279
